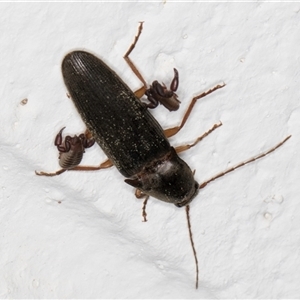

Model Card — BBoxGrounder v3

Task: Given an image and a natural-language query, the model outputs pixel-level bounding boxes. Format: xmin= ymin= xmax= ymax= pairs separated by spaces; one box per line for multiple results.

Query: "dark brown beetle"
xmin=61 ymin=50 xmax=196 ymax=206
xmin=57 ymin=50 xmax=290 ymax=207
xmin=35 ymin=24 xmax=226 ymax=288
xmin=36 ymin=23 xmax=291 ymax=288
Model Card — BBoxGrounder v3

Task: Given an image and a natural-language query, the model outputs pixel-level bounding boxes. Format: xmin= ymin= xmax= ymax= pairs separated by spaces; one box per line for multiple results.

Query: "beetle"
xmin=60 ymin=50 xmax=200 ymax=206
xmin=36 ymin=23 xmax=291 ymax=288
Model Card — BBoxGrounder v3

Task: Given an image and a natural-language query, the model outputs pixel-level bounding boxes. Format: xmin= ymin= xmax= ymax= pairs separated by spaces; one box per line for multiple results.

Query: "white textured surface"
xmin=1 ymin=2 xmax=299 ymax=298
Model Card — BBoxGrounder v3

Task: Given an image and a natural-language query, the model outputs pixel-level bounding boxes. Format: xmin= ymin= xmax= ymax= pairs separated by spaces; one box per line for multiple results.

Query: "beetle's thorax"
xmin=125 ymin=147 xmax=199 ymax=207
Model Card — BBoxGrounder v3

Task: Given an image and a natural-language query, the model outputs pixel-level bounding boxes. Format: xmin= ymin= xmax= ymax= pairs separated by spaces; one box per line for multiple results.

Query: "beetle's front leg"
xmin=135 ymin=189 xmax=149 ymax=222
xmin=36 ymin=158 xmax=114 ymax=177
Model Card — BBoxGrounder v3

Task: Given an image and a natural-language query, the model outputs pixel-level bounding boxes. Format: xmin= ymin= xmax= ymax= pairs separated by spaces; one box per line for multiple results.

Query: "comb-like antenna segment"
xmin=186 ymin=204 xmax=199 ymax=289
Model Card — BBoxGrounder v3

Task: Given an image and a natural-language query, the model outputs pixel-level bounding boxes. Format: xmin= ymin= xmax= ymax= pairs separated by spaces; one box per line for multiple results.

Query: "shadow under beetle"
xmin=36 ymin=22 xmax=291 ymax=289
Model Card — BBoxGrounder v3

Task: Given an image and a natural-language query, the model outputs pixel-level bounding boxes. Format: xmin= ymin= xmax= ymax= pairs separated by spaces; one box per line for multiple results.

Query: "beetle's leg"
xmin=35 ymin=169 xmax=66 ymax=177
xmin=70 ymin=158 xmax=113 ymax=171
xmin=174 ymin=122 xmax=222 ymax=154
xmin=135 ymin=189 xmax=149 ymax=222
xmin=164 ymin=83 xmax=226 ymax=138
xmin=84 ymin=128 xmax=93 ymax=139
xmin=35 ymin=159 xmax=113 ymax=177
xmin=199 ymin=135 xmax=291 ymax=189
xmin=134 ymin=86 xmax=147 ymax=99
xmin=124 ymin=23 xmax=181 ymax=111
xmin=124 ymin=22 xmax=148 ymax=95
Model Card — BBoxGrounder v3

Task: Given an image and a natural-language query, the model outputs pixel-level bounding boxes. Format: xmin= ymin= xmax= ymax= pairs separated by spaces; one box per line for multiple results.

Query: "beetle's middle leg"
xmin=164 ymin=83 xmax=225 ymax=138
xmin=174 ymin=121 xmax=222 ymax=154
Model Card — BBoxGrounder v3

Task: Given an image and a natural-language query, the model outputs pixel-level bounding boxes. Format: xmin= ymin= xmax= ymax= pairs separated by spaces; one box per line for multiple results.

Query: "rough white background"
xmin=1 ymin=2 xmax=299 ymax=299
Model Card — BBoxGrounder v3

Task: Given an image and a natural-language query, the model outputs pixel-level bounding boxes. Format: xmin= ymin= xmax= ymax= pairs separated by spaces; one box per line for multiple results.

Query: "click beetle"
xmin=36 ymin=23 xmax=291 ymax=288
xmin=61 ymin=49 xmax=201 ymax=207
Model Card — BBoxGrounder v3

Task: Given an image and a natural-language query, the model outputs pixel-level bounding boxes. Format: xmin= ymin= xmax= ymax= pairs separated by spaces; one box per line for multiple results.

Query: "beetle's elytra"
xmin=62 ymin=51 xmax=199 ymax=207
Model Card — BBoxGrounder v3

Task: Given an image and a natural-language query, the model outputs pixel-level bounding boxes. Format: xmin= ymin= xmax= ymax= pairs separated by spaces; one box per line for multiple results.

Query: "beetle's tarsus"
xmin=35 ymin=169 xmax=66 ymax=177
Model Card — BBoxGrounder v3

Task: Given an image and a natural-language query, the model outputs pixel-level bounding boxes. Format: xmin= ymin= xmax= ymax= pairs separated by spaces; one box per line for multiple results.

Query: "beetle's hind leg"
xmin=36 ymin=127 xmax=113 ymax=176
xmin=35 ymin=169 xmax=67 ymax=177
xmin=35 ymin=158 xmax=113 ymax=177
xmin=69 ymin=159 xmax=114 ymax=171
xmin=124 ymin=22 xmax=180 ymax=112
xmin=124 ymin=22 xmax=148 ymax=98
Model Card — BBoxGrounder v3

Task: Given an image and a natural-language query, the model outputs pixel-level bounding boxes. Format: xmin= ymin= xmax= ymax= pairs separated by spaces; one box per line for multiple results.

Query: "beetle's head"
xmin=125 ymin=148 xmax=199 ymax=207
